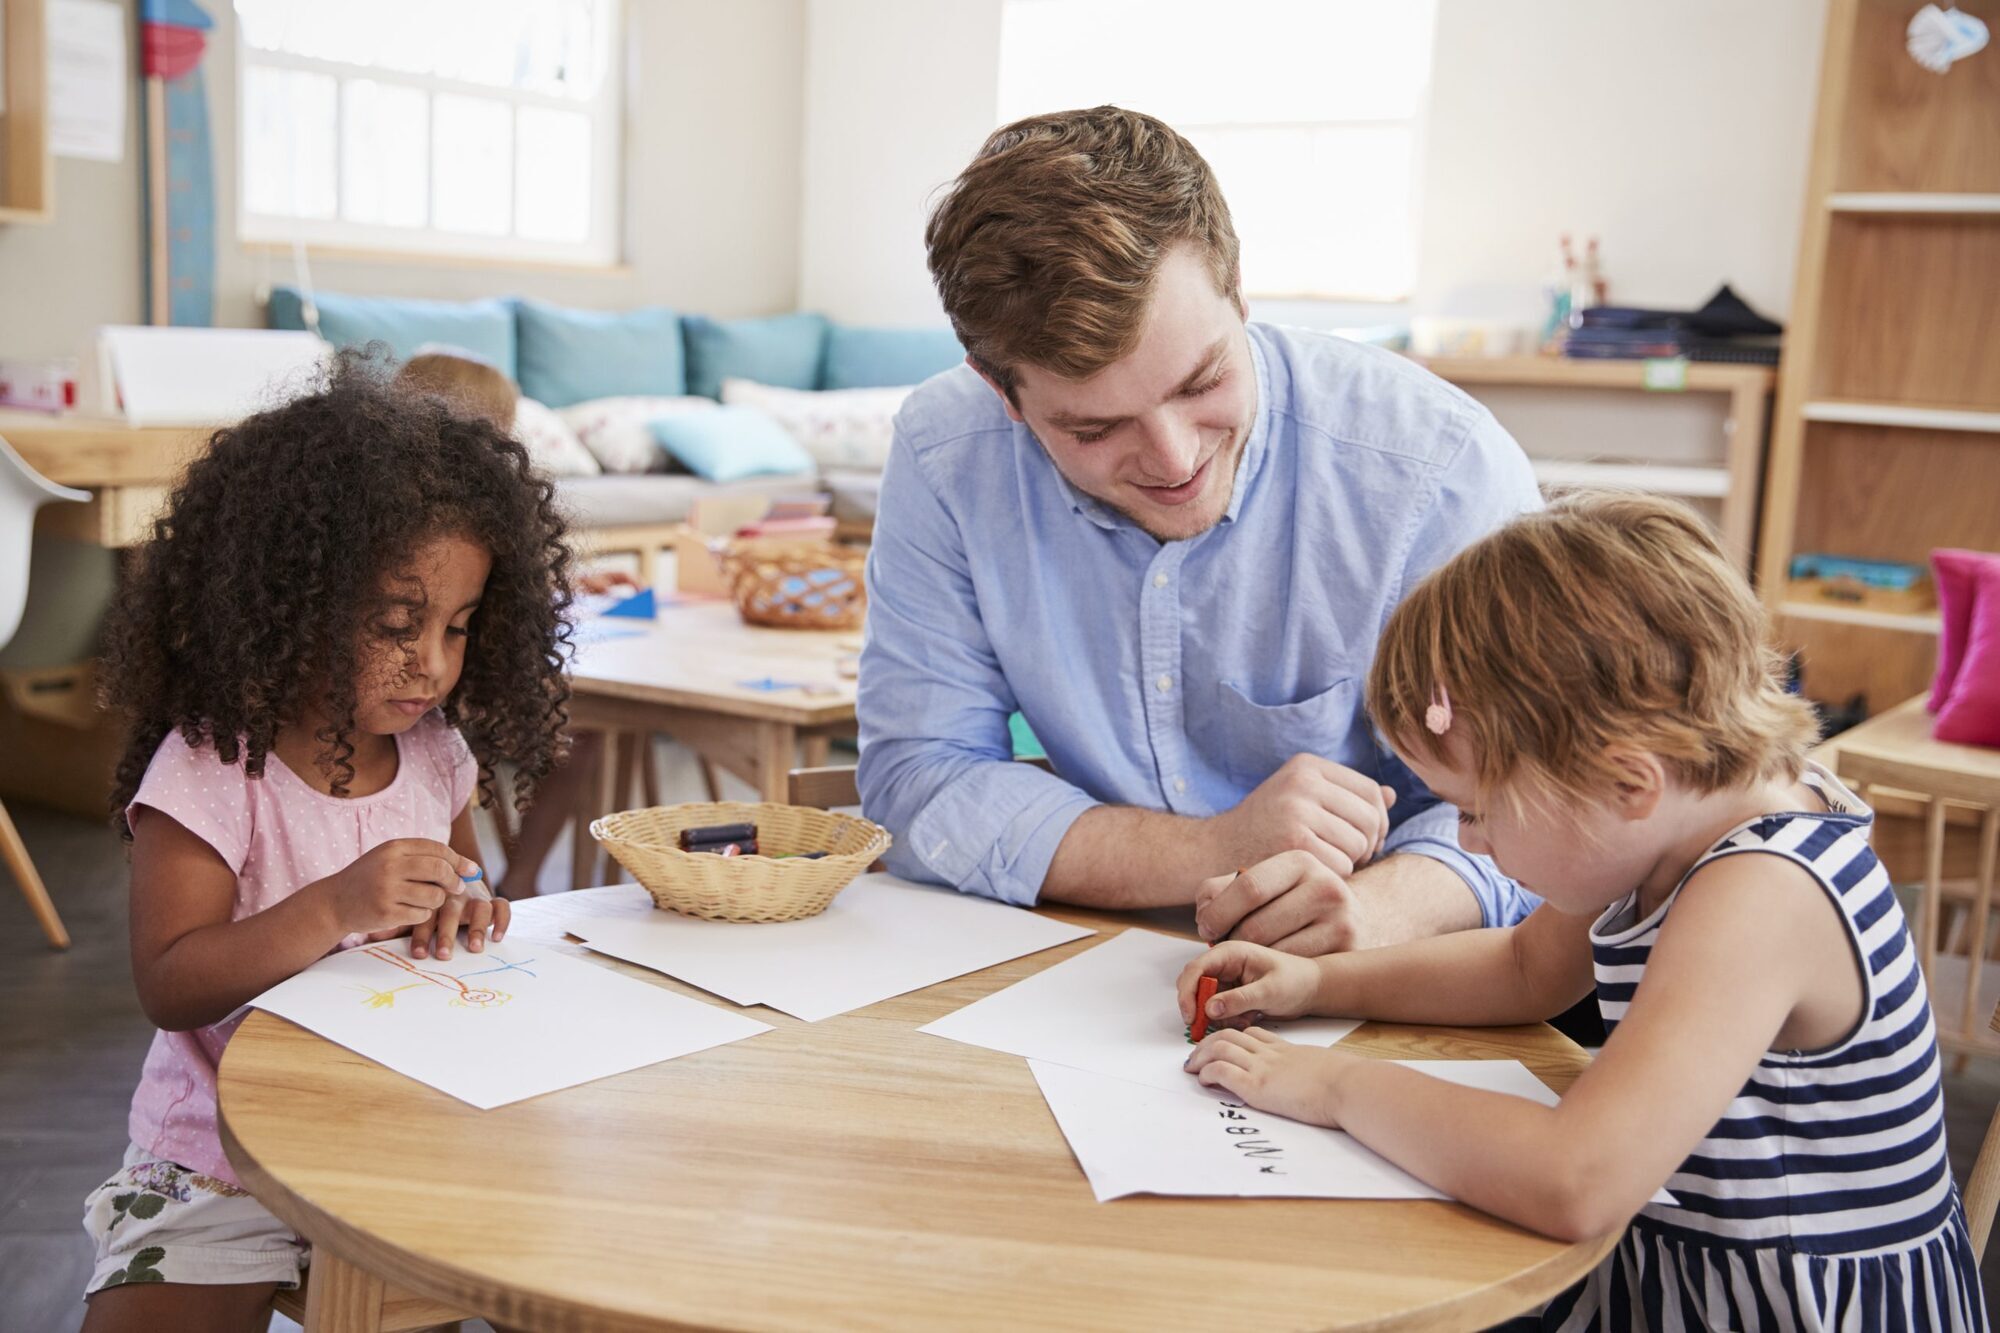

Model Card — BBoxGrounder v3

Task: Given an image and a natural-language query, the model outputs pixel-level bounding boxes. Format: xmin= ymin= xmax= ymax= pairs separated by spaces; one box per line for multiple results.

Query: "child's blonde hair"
xmin=1367 ymin=492 xmax=1818 ymax=818
xmin=394 ymin=350 xmax=520 ymax=430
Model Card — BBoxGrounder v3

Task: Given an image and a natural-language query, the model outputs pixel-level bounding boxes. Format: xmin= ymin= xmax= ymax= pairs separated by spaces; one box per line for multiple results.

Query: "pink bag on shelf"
xmin=1930 ymin=549 xmax=2000 ymax=747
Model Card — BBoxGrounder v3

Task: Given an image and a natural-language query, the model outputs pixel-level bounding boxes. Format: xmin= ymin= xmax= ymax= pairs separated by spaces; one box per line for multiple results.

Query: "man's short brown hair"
xmin=925 ymin=106 xmax=1241 ymax=393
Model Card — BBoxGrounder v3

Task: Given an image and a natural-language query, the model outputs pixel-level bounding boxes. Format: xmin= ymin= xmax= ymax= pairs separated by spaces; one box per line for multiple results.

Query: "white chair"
xmin=0 ymin=435 xmax=89 ymax=949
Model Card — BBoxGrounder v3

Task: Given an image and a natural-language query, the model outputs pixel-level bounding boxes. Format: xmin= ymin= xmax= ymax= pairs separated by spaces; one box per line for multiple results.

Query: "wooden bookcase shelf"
xmin=0 ymin=0 xmax=51 ymax=224
xmin=1759 ymin=0 xmax=2000 ymax=713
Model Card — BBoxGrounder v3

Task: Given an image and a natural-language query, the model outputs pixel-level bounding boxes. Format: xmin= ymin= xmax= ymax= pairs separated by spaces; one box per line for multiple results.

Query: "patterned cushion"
xmin=555 ymin=395 xmax=718 ymax=474
xmin=512 ymin=398 xmax=600 ymax=478
xmin=719 ymin=378 xmax=911 ymax=471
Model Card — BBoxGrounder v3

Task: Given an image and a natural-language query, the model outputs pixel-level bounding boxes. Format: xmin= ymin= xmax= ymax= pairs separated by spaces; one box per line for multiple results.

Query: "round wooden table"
xmin=219 ymin=906 xmax=1615 ymax=1331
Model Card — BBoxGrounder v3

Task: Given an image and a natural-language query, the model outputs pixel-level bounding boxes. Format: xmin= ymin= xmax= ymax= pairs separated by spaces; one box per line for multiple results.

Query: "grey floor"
xmin=5 ymin=751 xmax=1999 ymax=1332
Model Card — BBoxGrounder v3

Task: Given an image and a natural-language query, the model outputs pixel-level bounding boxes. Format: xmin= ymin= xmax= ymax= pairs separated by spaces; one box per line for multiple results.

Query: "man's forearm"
xmin=1343 ymin=851 xmax=1483 ymax=949
xmin=1041 ymin=806 xmax=1229 ymax=908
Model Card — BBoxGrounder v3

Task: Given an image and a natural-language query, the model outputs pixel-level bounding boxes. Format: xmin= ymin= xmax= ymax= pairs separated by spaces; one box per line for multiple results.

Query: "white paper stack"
xmin=568 ymin=873 xmax=1096 ymax=1022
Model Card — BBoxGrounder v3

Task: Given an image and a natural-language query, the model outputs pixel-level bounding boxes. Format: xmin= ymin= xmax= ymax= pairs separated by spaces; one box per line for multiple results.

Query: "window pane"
xmin=1190 ymin=125 xmax=1416 ymax=299
xmin=243 ymin=66 xmax=336 ymax=219
xmin=515 ymin=106 xmax=592 ymax=242
xmin=238 ymin=0 xmax=605 ymax=97
xmin=432 ymin=93 xmax=514 ymax=235
xmin=341 ymin=81 xmax=429 ymax=228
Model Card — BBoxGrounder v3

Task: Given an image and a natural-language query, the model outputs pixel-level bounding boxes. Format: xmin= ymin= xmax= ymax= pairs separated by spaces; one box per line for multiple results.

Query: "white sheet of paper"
xmin=251 ymin=937 xmax=770 ymax=1109
xmin=503 ymin=883 xmax=656 ymax=954
xmin=101 ymin=326 xmax=329 ymax=426
xmin=49 ymin=0 xmax=126 ymax=162
xmin=921 ymin=927 xmax=1360 ymax=1093
xmin=570 ymin=873 xmax=1096 ymax=1022
xmin=1034 ymin=1058 xmax=1559 ymax=1202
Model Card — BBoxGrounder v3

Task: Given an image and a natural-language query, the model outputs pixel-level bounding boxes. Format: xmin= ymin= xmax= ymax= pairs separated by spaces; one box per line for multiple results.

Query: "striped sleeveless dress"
xmin=1543 ymin=764 xmax=1989 ymax=1332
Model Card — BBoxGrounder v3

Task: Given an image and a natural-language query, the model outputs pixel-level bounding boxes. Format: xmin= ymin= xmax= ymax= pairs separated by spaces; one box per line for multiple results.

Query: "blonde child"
xmin=80 ymin=358 xmax=574 ymax=1332
xmin=1179 ymin=493 xmax=1988 ymax=1330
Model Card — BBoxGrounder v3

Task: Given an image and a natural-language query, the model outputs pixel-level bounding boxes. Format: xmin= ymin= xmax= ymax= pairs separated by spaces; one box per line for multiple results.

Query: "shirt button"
xmin=1155 ymin=674 xmax=1173 ymax=693
xmin=1152 ymin=572 xmax=1169 ymax=589
xmin=1173 ymin=777 xmax=1188 ymax=794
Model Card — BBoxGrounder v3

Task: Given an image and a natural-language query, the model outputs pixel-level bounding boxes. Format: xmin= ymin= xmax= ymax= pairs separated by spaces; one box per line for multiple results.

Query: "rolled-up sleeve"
xmin=856 ymin=432 xmax=1097 ymax=905
xmin=1372 ymin=398 xmax=1545 ymax=926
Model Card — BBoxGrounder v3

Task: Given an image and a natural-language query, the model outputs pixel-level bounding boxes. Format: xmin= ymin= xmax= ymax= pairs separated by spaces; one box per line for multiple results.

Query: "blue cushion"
xmin=514 ymin=299 xmax=685 ymax=407
xmin=821 ymin=324 xmax=964 ymax=390
xmin=681 ymin=313 xmax=828 ymax=399
xmin=268 ymin=286 xmax=517 ymax=379
xmin=650 ymin=406 xmax=815 ymax=482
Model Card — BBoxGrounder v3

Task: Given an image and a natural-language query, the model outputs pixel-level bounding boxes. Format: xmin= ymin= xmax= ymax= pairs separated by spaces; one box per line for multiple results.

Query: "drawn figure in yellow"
xmin=359 ymin=946 xmax=511 ymax=1009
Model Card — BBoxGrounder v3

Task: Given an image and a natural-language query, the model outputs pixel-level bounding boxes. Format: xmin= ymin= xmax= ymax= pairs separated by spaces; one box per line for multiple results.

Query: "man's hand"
xmin=1194 ymin=851 xmax=1367 ymax=953
xmin=1206 ymin=754 xmax=1394 ymax=879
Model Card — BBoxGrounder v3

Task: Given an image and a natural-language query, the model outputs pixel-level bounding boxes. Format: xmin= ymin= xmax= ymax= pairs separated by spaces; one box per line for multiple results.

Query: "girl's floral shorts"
xmin=82 ymin=1143 xmax=307 ymax=1294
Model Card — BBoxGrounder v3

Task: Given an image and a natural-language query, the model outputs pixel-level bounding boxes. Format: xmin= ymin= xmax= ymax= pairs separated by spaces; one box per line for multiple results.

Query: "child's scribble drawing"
xmin=351 ymin=946 xmax=519 ymax=1010
xmin=460 ymin=956 xmax=539 ymax=982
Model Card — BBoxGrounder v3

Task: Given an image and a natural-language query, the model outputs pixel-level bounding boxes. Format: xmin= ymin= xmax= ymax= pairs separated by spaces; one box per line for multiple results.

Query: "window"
xmin=998 ymin=0 xmax=1437 ymax=302
xmin=235 ymin=0 xmax=622 ymax=266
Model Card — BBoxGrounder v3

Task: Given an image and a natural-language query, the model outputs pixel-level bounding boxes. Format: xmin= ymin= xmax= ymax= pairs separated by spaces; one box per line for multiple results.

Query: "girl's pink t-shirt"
xmin=123 ymin=712 xmax=477 ymax=1184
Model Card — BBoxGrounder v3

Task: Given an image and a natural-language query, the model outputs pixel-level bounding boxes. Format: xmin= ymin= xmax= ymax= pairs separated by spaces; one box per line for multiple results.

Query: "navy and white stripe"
xmin=1545 ymin=763 xmax=1989 ymax=1332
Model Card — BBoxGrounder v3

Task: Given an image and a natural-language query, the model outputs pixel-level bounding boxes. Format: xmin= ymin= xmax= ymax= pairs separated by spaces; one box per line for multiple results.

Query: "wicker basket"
xmin=588 ymin=801 xmax=891 ymax=922
xmin=720 ymin=540 xmax=867 ymax=630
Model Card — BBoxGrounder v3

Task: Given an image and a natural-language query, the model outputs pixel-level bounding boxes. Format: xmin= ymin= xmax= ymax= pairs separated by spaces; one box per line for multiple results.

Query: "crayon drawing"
xmin=348 ymin=945 xmax=528 ymax=1011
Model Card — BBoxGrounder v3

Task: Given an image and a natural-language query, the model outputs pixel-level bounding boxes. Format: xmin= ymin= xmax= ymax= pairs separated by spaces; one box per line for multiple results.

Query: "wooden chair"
xmin=1961 ymin=1002 xmax=2000 ymax=1260
xmin=1835 ymin=704 xmax=2000 ymax=1068
xmin=788 ymin=756 xmax=1054 ymax=810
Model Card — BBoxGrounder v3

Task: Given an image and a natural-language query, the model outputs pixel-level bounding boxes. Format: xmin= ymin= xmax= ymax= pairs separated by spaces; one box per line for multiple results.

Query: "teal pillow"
xmin=267 ymin=286 xmax=517 ymax=378
xmin=650 ymin=406 xmax=815 ymax=482
xmin=515 ymin=299 xmax=685 ymax=407
xmin=682 ymin=313 xmax=828 ymax=399
xmin=822 ymin=325 xmax=964 ymax=390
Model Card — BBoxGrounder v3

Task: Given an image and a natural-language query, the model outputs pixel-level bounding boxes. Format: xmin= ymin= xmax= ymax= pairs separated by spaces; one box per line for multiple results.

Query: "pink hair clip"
xmin=1424 ymin=685 xmax=1453 ymax=736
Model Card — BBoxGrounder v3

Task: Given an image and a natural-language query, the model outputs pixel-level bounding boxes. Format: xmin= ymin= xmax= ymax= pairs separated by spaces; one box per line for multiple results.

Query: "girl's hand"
xmin=411 ymin=888 xmax=510 ymax=961
xmin=324 ymin=838 xmax=479 ymax=940
xmin=1184 ymin=1027 xmax=1356 ymax=1128
xmin=1176 ymin=940 xmax=1322 ymax=1028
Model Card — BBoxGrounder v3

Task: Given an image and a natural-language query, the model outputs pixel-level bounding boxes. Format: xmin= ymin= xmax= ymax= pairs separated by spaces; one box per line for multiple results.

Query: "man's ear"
xmin=967 ymin=356 xmax=1026 ymax=424
xmin=1604 ymin=747 xmax=1667 ymax=823
xmin=1235 ymin=269 xmax=1249 ymax=322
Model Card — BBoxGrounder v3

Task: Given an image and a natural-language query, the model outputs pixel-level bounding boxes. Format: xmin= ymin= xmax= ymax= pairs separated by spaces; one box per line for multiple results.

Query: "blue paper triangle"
xmin=601 ymin=587 xmax=657 ymax=620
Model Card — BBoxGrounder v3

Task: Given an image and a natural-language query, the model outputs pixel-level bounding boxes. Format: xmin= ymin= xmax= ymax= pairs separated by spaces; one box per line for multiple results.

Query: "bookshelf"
xmin=0 ymin=0 xmax=51 ymax=224
xmin=1758 ymin=0 xmax=2000 ymax=713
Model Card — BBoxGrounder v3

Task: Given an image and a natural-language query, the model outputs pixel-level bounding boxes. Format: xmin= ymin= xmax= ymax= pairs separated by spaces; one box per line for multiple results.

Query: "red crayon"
xmin=1190 ymin=974 xmax=1219 ymax=1044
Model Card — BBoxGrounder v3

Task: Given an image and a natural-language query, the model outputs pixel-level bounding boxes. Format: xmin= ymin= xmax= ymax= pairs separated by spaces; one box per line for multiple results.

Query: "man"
xmin=858 ymin=107 xmax=1541 ymax=954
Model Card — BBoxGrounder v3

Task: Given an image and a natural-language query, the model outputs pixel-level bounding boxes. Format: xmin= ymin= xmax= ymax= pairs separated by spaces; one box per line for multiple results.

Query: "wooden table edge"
xmin=568 ymin=676 xmax=856 ymax=729
xmin=219 ymin=1008 xmax=1616 ymax=1332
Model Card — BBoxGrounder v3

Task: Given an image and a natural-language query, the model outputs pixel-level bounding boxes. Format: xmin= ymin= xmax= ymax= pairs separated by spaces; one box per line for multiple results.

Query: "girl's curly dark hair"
xmin=102 ymin=352 xmax=574 ymax=834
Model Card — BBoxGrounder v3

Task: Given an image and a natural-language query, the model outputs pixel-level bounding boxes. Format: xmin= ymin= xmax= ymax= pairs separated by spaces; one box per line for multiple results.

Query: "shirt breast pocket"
xmin=1198 ymin=677 xmax=1367 ymax=794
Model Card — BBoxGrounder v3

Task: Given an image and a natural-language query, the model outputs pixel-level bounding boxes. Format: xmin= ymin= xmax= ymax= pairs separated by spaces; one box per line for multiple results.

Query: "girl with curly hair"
xmin=80 ymin=355 xmax=573 ymax=1332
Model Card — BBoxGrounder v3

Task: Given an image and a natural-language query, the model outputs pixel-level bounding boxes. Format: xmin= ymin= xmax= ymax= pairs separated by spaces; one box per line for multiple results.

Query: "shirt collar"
xmin=1221 ymin=327 xmax=1273 ymax=525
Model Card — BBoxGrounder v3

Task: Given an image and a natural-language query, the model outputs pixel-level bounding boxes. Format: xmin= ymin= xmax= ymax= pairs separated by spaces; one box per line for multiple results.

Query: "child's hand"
xmin=410 ymin=888 xmax=510 ymax=962
xmin=324 ymin=838 xmax=480 ymax=941
xmin=1176 ymin=940 xmax=1321 ymax=1028
xmin=1184 ymin=1027 xmax=1355 ymax=1128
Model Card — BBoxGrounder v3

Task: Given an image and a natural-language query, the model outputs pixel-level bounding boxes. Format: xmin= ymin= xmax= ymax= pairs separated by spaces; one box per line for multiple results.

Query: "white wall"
xmin=796 ymin=0 xmax=1003 ymax=327
xmin=794 ymin=0 xmax=1827 ymax=333
xmin=0 ymin=0 xmax=809 ymax=360
xmin=1415 ymin=0 xmax=1826 ymax=326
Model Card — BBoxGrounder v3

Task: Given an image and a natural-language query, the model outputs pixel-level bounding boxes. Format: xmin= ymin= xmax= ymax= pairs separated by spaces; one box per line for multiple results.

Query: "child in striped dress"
xmin=1179 ymin=493 xmax=1988 ymax=1331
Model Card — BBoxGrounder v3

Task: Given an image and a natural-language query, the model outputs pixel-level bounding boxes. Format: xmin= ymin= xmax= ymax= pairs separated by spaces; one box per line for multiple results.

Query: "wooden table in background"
xmin=565 ymin=598 xmax=858 ymax=881
xmin=219 ymin=904 xmax=1614 ymax=1332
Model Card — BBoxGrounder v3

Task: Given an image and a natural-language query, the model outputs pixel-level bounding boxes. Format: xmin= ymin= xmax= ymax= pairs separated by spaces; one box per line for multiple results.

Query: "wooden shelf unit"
xmin=1758 ymin=0 xmax=2000 ymax=714
xmin=1415 ymin=355 xmax=1772 ymax=572
xmin=0 ymin=0 xmax=51 ymax=224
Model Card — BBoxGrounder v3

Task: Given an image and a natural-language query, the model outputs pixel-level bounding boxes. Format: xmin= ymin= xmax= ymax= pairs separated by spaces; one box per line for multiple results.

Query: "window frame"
xmin=233 ymin=6 xmax=625 ymax=268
